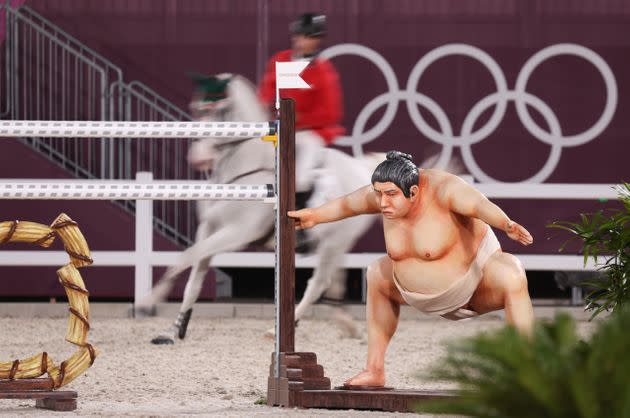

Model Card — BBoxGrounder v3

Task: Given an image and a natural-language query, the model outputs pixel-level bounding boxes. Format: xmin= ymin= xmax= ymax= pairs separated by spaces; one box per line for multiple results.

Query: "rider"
xmin=258 ymin=12 xmax=344 ymax=206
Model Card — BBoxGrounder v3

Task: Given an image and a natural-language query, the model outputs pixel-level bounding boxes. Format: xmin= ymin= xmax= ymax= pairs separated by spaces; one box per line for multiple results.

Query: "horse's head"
xmin=187 ymin=73 xmax=269 ymax=171
xmin=188 ymin=72 xmax=268 ymax=122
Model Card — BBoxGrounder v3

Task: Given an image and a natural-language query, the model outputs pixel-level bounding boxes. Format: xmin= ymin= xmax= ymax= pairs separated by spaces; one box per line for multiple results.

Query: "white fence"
xmin=0 ymin=172 xmax=618 ymax=304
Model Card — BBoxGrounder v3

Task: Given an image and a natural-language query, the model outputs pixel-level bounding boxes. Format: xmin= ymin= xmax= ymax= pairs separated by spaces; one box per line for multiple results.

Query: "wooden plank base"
xmin=299 ymin=388 xmax=458 ymax=412
xmin=35 ymin=394 xmax=78 ymax=412
xmin=0 ymin=378 xmax=53 ymax=391
xmin=0 ymin=379 xmax=77 ymax=412
xmin=1 ymin=390 xmax=78 ymax=411
xmin=267 ymin=352 xmax=458 ymax=412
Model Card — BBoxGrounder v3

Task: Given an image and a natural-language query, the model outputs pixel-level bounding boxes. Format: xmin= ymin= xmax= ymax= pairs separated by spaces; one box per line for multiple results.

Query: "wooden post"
xmin=268 ymin=98 xmax=297 ymax=407
xmin=277 ymin=98 xmax=296 ymax=353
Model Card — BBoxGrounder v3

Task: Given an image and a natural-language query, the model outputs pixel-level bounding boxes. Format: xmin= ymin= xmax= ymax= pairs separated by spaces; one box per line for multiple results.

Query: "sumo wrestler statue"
xmin=288 ymin=151 xmax=534 ymax=387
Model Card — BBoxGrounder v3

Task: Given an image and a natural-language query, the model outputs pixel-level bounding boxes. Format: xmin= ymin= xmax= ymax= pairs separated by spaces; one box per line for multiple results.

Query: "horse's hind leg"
xmin=151 ymin=221 xmax=213 ymax=344
xmin=325 ymin=272 xmax=361 ymax=339
xmin=295 ymin=245 xmax=343 ymax=321
xmin=293 ymin=219 xmax=369 ymax=338
xmin=312 ymin=263 xmax=361 ymax=339
xmin=321 ymin=267 xmax=346 ymax=301
xmin=264 ymin=244 xmax=359 ymax=339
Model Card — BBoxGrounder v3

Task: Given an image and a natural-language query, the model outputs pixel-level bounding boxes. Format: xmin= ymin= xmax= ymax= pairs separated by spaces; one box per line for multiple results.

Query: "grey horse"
xmin=138 ymin=74 xmax=381 ymax=343
xmin=139 ymin=73 xmax=464 ymax=344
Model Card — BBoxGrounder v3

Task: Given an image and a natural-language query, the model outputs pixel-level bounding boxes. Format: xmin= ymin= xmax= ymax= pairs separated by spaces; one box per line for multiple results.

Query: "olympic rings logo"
xmin=320 ymin=43 xmax=618 ymax=183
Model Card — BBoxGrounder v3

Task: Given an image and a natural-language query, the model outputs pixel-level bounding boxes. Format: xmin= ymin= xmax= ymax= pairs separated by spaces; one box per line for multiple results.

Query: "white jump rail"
xmin=0 ymin=173 xmax=618 ymax=304
xmin=0 ymin=179 xmax=274 ymax=201
xmin=0 ymin=120 xmax=275 ymax=139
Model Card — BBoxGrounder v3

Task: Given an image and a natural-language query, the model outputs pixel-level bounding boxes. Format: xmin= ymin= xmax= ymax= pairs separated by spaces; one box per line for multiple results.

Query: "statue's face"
xmin=372 ymin=182 xmax=416 ymax=219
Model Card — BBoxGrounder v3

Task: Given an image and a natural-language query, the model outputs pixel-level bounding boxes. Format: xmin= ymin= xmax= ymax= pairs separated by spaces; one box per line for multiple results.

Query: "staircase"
xmin=0 ymin=1 xmax=25 ymax=44
xmin=1 ymin=3 xmax=199 ymax=247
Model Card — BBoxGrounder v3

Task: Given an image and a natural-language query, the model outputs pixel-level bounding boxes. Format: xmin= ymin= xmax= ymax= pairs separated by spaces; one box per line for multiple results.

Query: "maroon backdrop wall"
xmin=2 ymin=0 xmax=628 ymax=297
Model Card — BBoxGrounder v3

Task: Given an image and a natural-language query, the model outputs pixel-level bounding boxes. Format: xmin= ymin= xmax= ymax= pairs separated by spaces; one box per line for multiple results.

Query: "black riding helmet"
xmin=290 ymin=13 xmax=326 ymax=38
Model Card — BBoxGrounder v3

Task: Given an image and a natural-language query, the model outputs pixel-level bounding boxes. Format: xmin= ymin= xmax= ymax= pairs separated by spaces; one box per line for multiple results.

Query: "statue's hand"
xmin=288 ymin=208 xmax=317 ymax=230
xmin=506 ymin=221 xmax=533 ymax=246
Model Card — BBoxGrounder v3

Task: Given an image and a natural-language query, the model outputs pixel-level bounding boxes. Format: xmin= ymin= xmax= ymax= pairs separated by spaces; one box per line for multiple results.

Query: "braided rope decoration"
xmin=0 ymin=213 xmax=98 ymax=388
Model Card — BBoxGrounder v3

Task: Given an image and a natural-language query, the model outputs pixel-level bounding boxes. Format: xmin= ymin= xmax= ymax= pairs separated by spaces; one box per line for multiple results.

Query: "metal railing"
xmin=1 ymin=3 xmax=198 ymax=246
xmin=2 ymin=4 xmax=122 ymax=178
xmin=109 ymin=81 xmax=198 ymax=246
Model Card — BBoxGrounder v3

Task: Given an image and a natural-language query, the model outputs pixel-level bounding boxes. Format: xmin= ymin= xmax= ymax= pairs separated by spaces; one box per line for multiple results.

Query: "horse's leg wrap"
xmin=150 ymin=308 xmax=193 ymax=345
xmin=177 ymin=308 xmax=193 ymax=339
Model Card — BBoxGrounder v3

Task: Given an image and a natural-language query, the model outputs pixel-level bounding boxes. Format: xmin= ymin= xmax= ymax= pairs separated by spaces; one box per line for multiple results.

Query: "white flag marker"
xmin=275 ymin=61 xmax=311 ymax=109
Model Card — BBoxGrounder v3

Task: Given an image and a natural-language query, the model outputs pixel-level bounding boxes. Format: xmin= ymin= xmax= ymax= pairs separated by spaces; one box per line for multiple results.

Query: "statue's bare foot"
xmin=343 ymin=369 xmax=385 ymax=387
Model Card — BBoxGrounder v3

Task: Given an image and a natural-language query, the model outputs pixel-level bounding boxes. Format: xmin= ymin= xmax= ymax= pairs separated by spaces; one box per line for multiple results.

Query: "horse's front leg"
xmin=137 ymin=220 xmax=213 ymax=313
xmin=150 ymin=254 xmax=216 ymax=345
xmin=146 ymin=219 xmax=213 ymax=345
xmin=151 ymin=204 xmax=273 ymax=345
xmin=149 ymin=252 xmax=213 ymax=345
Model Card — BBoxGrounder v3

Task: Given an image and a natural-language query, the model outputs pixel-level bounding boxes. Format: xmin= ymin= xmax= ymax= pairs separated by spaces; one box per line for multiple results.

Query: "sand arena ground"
xmin=0 ymin=305 xmax=596 ymax=417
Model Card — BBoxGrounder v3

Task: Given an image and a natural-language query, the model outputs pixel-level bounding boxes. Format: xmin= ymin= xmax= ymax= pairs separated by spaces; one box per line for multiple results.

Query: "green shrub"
xmin=418 ymin=309 xmax=630 ymax=417
xmin=548 ymin=183 xmax=630 ymax=318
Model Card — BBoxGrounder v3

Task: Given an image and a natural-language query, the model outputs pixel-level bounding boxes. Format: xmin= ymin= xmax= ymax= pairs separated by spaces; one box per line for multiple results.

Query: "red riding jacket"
xmin=258 ymin=49 xmax=345 ymax=145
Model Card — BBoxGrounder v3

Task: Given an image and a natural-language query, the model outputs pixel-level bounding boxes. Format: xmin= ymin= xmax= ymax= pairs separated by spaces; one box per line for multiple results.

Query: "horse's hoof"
xmin=341 ymin=327 xmax=361 ymax=339
xmin=151 ymin=336 xmax=175 ymax=345
xmin=263 ymin=328 xmax=275 ymax=340
xmin=131 ymin=305 xmax=157 ymax=318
